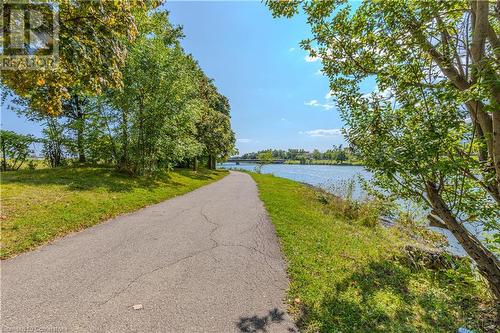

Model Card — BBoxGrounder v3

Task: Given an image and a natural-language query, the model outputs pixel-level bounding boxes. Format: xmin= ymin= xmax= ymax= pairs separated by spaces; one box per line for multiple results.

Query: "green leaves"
xmin=267 ymin=0 xmax=500 ymax=269
xmin=1 ymin=0 xmax=157 ymax=115
xmin=5 ymin=5 xmax=235 ymax=175
xmin=0 ymin=130 xmax=37 ymax=171
xmin=104 ymin=9 xmax=234 ymax=174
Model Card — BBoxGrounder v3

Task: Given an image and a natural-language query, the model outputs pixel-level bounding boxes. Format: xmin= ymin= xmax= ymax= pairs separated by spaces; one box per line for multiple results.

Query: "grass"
xmin=1 ymin=166 xmax=227 ymax=259
xmin=251 ymin=173 xmax=495 ymax=333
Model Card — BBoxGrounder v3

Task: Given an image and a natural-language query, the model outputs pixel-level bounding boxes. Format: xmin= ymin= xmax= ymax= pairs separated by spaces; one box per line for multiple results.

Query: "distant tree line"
xmin=237 ymin=145 xmax=358 ymax=164
xmin=1 ymin=3 xmax=235 ymax=175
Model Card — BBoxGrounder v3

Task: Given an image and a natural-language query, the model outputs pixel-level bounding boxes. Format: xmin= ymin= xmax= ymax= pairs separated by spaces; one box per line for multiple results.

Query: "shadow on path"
xmin=236 ymin=308 xmax=297 ymax=333
xmin=1 ymin=167 xmax=220 ymax=192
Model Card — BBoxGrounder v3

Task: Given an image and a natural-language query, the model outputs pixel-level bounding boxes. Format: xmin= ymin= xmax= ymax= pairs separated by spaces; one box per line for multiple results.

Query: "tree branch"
xmin=427 ymin=212 xmax=448 ymax=229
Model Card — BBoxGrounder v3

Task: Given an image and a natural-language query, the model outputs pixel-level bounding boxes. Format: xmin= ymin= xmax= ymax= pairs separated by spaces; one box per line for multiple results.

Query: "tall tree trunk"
xmin=138 ymin=96 xmax=145 ymax=174
xmin=74 ymin=95 xmax=86 ymax=163
xmin=426 ymin=182 xmax=500 ymax=301
xmin=101 ymin=103 xmax=119 ymax=164
xmin=193 ymin=157 xmax=198 ymax=171
xmin=1 ymin=139 xmax=7 ymax=171
xmin=207 ymin=154 xmax=216 ymax=170
xmin=76 ymin=121 xmax=85 ymax=163
xmin=119 ymin=108 xmax=129 ymax=171
xmin=491 ymin=91 xmax=500 ymax=197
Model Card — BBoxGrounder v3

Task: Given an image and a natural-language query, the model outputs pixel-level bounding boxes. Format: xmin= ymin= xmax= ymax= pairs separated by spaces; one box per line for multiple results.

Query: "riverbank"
xmin=1 ymin=167 xmax=227 ymax=258
xmin=226 ymin=160 xmax=362 ymax=166
xmin=251 ymin=173 xmax=496 ymax=332
xmin=284 ymin=159 xmax=362 ymax=166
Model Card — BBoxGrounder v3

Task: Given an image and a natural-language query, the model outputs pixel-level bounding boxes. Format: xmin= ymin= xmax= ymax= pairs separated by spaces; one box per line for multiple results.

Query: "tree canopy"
xmin=1 ymin=0 xmax=159 ymax=115
xmin=2 ymin=4 xmax=235 ymax=175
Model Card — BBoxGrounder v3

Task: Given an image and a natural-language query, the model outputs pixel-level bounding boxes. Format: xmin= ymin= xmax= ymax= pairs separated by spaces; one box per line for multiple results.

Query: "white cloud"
xmin=289 ymin=47 xmax=295 ymax=52
xmin=325 ymin=90 xmax=333 ymax=99
xmin=280 ymin=117 xmax=292 ymax=125
xmin=305 ymin=54 xmax=320 ymax=62
xmin=304 ymin=99 xmax=319 ymax=106
xmin=315 ymin=69 xmax=323 ymax=76
xmin=301 ymin=129 xmax=343 ymax=138
xmin=304 ymin=48 xmax=322 ymax=62
xmin=362 ymin=84 xmax=394 ymax=101
xmin=237 ymin=138 xmax=252 ymax=143
xmin=304 ymin=99 xmax=335 ymax=111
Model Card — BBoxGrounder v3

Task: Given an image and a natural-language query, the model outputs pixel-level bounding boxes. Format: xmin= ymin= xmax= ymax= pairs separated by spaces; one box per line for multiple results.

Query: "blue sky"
xmin=1 ymin=1 xmax=373 ymax=155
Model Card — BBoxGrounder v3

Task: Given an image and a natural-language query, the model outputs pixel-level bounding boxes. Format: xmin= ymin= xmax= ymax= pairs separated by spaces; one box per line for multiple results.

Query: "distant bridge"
xmin=226 ymin=159 xmax=286 ymax=164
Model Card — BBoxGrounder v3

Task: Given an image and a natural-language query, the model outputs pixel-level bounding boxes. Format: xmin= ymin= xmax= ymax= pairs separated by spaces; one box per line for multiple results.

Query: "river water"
xmin=219 ymin=162 xmax=477 ymax=256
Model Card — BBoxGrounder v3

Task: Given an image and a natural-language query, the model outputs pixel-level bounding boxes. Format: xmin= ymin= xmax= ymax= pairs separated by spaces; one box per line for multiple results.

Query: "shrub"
xmin=0 ymin=130 xmax=36 ymax=171
xmin=27 ymin=160 xmax=37 ymax=171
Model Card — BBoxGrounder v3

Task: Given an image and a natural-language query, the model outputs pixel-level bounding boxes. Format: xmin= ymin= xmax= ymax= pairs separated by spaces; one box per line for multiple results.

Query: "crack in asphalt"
xmin=98 ymin=207 xmax=219 ymax=307
xmin=200 ymin=203 xmax=283 ymax=288
xmin=98 ymin=244 xmax=218 ymax=307
xmin=99 ymin=204 xmax=282 ymax=307
xmin=200 ymin=205 xmax=221 ymax=247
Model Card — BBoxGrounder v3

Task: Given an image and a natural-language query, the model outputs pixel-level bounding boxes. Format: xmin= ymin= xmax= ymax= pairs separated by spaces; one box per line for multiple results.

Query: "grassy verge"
xmin=251 ymin=173 xmax=494 ymax=333
xmin=1 ymin=167 xmax=227 ymax=259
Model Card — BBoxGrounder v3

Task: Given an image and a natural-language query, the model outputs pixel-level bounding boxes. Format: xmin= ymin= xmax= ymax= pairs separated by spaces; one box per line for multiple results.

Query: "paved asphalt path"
xmin=1 ymin=171 xmax=297 ymax=333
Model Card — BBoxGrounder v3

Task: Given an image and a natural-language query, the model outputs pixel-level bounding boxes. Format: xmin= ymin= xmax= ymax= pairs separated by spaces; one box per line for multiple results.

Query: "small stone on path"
xmin=132 ymin=304 xmax=143 ymax=310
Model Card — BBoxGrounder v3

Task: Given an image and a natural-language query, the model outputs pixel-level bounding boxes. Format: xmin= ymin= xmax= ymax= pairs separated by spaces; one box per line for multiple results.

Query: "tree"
xmin=297 ymin=153 xmax=308 ymax=165
xmin=268 ymin=0 xmax=500 ymax=300
xmin=0 ymin=130 xmax=36 ymax=171
xmin=1 ymin=1 xmax=160 ymax=163
xmin=336 ymin=150 xmax=347 ymax=165
xmin=1 ymin=1 xmax=158 ymax=116
xmin=5 ymin=6 xmax=234 ymax=174
xmin=312 ymin=149 xmax=322 ymax=160
xmin=79 ymin=98 xmax=119 ymax=164
xmin=197 ymin=106 xmax=235 ymax=170
xmin=255 ymin=151 xmax=273 ymax=173
xmin=105 ymin=9 xmax=235 ymax=174
xmin=42 ymin=118 xmax=67 ymax=168
xmin=191 ymin=61 xmax=235 ymax=170
xmin=6 ymin=91 xmax=108 ymax=165
xmin=107 ymin=10 xmax=205 ymax=174
xmin=287 ymin=148 xmax=307 ymax=160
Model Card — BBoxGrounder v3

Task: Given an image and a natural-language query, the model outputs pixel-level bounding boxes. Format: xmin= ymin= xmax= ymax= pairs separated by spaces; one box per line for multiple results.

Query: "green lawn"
xmin=1 ymin=167 xmax=227 ymax=259
xmin=251 ymin=173 xmax=493 ymax=333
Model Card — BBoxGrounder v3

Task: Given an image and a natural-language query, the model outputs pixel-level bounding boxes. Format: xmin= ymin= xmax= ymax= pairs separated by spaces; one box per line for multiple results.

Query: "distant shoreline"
xmin=223 ymin=161 xmax=364 ymax=167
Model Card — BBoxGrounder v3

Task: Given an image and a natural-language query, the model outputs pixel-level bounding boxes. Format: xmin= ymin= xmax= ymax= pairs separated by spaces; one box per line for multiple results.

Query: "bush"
xmin=0 ymin=130 xmax=37 ymax=171
xmin=316 ymin=178 xmax=393 ymax=227
xmin=27 ymin=160 xmax=37 ymax=171
xmin=43 ymin=120 xmax=67 ymax=168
